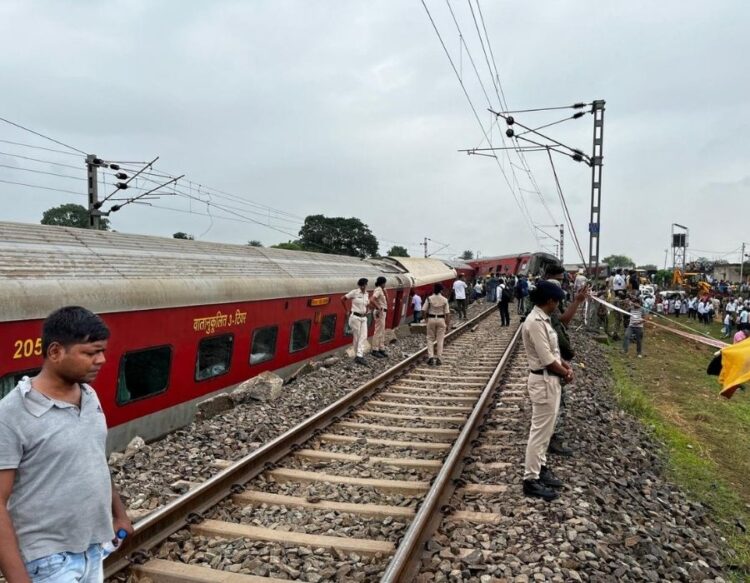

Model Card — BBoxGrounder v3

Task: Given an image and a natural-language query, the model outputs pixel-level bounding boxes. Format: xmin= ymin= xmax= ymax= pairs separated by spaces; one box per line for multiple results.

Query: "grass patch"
xmin=605 ymin=329 xmax=750 ymax=578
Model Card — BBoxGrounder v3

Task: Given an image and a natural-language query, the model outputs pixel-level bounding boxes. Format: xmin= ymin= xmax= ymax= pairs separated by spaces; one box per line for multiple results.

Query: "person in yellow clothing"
xmin=370 ymin=276 xmax=389 ymax=358
xmin=424 ymin=283 xmax=451 ymax=366
xmin=521 ymin=281 xmax=574 ymax=501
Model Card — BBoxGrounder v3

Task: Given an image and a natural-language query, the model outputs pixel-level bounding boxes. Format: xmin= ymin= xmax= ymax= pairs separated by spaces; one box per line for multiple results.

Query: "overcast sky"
xmin=1 ymin=1 xmax=748 ymax=267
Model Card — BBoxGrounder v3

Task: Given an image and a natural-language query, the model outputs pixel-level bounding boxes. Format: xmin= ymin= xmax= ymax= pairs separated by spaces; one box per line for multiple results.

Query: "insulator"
xmin=572 ymin=149 xmax=584 ymax=156
xmin=109 ymin=163 xmax=120 ymax=170
xmin=114 ymin=172 xmax=128 ymax=180
xmin=506 ymin=115 xmax=515 ymax=125
xmin=115 ymin=182 xmax=128 ymax=190
xmin=93 ymin=202 xmax=103 ymax=209
xmin=111 ymin=205 xmax=121 ymax=212
xmin=573 ymin=102 xmax=586 ymax=108
xmin=92 ymin=158 xmax=104 ymax=166
xmin=506 ymin=128 xmax=515 ymax=138
xmin=572 ymin=153 xmax=584 ymax=162
xmin=573 ymin=111 xmax=585 ymax=119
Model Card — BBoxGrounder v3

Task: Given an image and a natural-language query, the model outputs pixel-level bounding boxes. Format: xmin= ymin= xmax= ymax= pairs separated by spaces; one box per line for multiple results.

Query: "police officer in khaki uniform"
xmin=424 ymin=283 xmax=450 ymax=366
xmin=370 ymin=276 xmax=388 ymax=358
xmin=521 ymin=281 xmax=573 ymax=501
xmin=341 ymin=278 xmax=369 ymax=365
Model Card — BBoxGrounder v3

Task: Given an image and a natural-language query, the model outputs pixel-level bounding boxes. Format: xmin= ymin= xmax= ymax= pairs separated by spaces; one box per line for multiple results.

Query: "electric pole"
xmin=587 ymin=100 xmax=605 ymax=279
xmin=86 ymin=154 xmax=102 ymax=229
xmin=741 ymin=242 xmax=746 ymax=284
xmin=422 ymin=237 xmax=428 ymax=258
xmin=558 ymin=224 xmax=564 ymax=264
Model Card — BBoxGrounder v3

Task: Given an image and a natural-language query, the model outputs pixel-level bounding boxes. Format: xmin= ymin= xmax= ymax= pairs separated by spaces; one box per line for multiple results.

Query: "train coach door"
xmin=391 ymin=290 xmax=404 ymax=328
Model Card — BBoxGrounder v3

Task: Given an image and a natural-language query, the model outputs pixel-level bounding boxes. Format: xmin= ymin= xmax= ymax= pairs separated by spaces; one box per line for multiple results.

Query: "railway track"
xmin=108 ymin=305 xmax=522 ymax=583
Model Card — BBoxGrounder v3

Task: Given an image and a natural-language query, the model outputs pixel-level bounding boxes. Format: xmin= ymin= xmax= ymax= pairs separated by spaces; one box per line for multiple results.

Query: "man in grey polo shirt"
xmin=0 ymin=306 xmax=132 ymax=583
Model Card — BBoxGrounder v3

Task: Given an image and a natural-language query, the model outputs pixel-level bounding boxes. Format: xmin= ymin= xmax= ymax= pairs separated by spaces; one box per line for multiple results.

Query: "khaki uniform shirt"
xmin=345 ymin=289 xmax=369 ymax=314
xmin=424 ymin=293 xmax=450 ymax=316
xmin=522 ymin=306 xmax=561 ymax=370
xmin=372 ymin=287 xmax=388 ymax=310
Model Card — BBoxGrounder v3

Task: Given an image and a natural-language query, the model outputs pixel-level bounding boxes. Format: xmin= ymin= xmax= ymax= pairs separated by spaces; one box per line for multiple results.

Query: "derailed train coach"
xmin=0 ymin=222 xmax=455 ymax=451
xmin=467 ymin=252 xmax=560 ymax=278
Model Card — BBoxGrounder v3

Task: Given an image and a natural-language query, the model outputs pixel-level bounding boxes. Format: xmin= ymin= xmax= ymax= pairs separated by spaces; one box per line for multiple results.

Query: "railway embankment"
xmin=416 ymin=330 xmax=735 ymax=582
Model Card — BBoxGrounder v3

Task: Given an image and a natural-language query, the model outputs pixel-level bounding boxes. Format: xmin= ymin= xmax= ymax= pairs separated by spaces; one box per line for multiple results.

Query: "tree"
xmin=297 ymin=215 xmax=378 ymax=258
xmin=41 ymin=203 xmax=110 ymax=230
xmin=173 ymin=232 xmax=194 ymax=240
xmin=460 ymin=250 xmax=474 ymax=260
xmin=602 ymin=254 xmax=635 ymax=268
xmin=637 ymin=264 xmax=658 ymax=272
xmin=387 ymin=245 xmax=409 ymax=257
xmin=271 ymin=240 xmax=305 ymax=251
xmin=247 ymin=240 xmax=263 ymax=247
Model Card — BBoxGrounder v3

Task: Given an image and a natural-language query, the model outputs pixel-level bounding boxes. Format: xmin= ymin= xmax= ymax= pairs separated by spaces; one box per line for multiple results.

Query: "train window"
xmin=290 ymin=319 xmax=311 ymax=353
xmin=319 ymin=314 xmax=337 ymax=343
xmin=0 ymin=369 xmax=41 ymax=400
xmin=195 ymin=334 xmax=233 ymax=381
xmin=117 ymin=346 xmax=172 ymax=405
xmin=250 ymin=326 xmax=278 ymax=365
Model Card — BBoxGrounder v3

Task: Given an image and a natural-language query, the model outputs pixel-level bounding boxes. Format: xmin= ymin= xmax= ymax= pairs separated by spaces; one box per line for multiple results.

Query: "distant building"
xmin=712 ymin=263 xmax=749 ymax=283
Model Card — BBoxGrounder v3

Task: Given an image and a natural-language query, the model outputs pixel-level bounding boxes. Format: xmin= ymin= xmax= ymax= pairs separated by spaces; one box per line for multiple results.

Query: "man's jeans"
xmin=25 ymin=544 xmax=103 ymax=583
xmin=623 ymin=326 xmax=644 ymax=355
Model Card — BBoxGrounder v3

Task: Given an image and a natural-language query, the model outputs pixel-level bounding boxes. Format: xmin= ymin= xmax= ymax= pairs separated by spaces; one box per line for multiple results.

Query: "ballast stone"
xmin=231 ymin=371 xmax=284 ymax=403
xmin=196 ymin=393 xmax=234 ymax=420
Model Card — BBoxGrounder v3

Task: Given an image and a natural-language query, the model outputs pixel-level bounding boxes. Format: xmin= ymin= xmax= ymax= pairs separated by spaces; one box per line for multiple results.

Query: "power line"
xmin=0 ymin=116 xmax=87 ymax=155
xmin=0 ymin=150 xmax=83 ymax=170
xmin=547 ymin=148 xmax=585 ymax=265
xmin=420 ymin=0 xmax=538 ymax=243
xmin=0 ymin=138 xmax=84 ymax=158
xmin=0 ymin=178 xmax=85 ymax=197
xmin=0 ymin=162 xmax=86 ymax=181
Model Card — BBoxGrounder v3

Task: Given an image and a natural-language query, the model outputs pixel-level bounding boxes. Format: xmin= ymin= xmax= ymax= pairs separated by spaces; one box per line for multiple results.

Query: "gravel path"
xmin=419 ymin=329 xmax=732 ymax=583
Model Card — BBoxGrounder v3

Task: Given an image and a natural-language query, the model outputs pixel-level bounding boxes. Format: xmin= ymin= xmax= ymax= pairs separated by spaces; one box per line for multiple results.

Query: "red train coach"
xmin=468 ymin=252 xmax=559 ymax=278
xmin=0 ymin=222 xmax=456 ymax=451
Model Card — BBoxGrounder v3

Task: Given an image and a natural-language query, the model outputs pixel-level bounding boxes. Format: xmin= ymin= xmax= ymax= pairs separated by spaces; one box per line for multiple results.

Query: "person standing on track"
xmin=521 ymin=281 xmax=573 ymax=501
xmin=370 ymin=276 xmax=388 ymax=358
xmin=424 ymin=283 xmax=451 ymax=366
xmin=0 ymin=306 xmax=133 ymax=583
xmin=498 ymin=278 xmax=512 ymax=326
xmin=452 ymin=274 xmax=468 ymax=320
xmin=341 ymin=278 xmax=370 ymax=366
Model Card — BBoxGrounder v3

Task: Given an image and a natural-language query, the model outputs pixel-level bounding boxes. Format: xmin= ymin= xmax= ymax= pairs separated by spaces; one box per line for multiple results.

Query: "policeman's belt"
xmin=352 ymin=312 xmax=367 ymax=317
xmin=427 ymin=314 xmax=445 ymax=319
xmin=529 ymin=369 xmax=545 ymax=375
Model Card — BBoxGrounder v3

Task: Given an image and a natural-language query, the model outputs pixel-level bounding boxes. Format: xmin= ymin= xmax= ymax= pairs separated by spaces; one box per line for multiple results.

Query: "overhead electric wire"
xmin=0 ymin=116 xmax=87 ymax=155
xmin=0 ymin=178 xmax=85 ymax=197
xmin=0 ymin=162 xmax=86 ymax=181
xmin=546 ymin=148 xmax=586 ymax=265
xmin=0 ymin=151 xmax=83 ymax=170
xmin=421 ymin=0 xmax=538 ymax=242
xmin=0 ymin=138 xmax=84 ymax=157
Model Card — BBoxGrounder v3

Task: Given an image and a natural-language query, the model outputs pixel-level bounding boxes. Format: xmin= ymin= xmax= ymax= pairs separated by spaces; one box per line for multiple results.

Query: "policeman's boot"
xmin=539 ymin=465 xmax=563 ymax=488
xmin=435 ymin=357 xmax=442 ymax=366
xmin=379 ymin=349 xmax=388 ymax=357
xmin=354 ymin=356 xmax=368 ymax=366
xmin=547 ymin=434 xmax=573 ymax=457
xmin=427 ymin=357 xmax=436 ymax=366
xmin=523 ymin=479 xmax=559 ymax=501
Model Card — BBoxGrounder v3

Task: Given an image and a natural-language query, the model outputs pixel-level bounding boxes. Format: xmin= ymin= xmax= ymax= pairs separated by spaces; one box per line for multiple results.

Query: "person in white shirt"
xmin=411 ymin=292 xmax=423 ymax=323
xmin=341 ymin=278 xmax=370 ymax=365
xmin=612 ymin=269 xmax=626 ymax=294
xmin=674 ymin=298 xmax=682 ymax=318
xmin=452 ymin=275 xmax=468 ymax=320
xmin=697 ymin=299 xmax=707 ymax=324
xmin=370 ymin=276 xmax=389 ymax=358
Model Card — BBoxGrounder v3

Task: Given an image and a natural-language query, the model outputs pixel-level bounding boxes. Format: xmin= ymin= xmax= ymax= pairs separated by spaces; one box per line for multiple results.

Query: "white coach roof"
xmin=0 ymin=222 xmax=414 ymax=321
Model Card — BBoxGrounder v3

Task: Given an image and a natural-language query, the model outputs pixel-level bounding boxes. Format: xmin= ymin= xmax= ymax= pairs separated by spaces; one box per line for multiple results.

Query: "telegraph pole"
xmin=86 ymin=154 xmax=102 ymax=229
xmin=558 ymin=224 xmax=564 ymax=264
xmin=741 ymin=242 xmax=746 ymax=284
xmin=587 ymin=100 xmax=605 ymax=279
xmin=422 ymin=237 xmax=428 ymax=258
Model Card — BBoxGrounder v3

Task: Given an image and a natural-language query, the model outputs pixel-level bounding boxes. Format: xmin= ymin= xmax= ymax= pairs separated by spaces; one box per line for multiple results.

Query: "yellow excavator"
xmin=673 ymin=269 xmax=711 ymax=295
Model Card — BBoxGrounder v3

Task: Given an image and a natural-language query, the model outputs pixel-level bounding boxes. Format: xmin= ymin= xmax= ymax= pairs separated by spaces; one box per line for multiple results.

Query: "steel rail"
xmin=380 ymin=324 xmax=523 ymax=582
xmin=104 ymin=304 xmax=498 ymax=578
